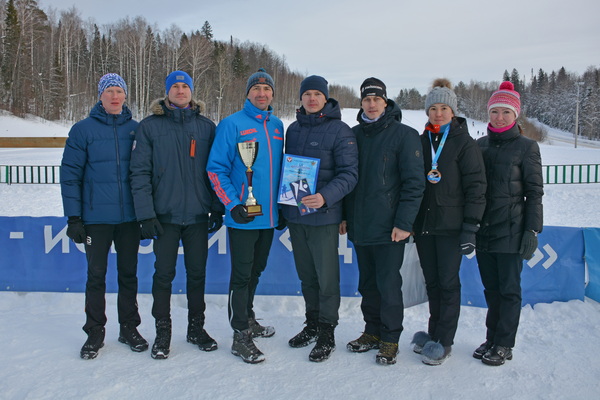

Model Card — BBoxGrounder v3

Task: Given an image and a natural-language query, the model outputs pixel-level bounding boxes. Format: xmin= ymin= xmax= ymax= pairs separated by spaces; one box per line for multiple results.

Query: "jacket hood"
xmin=89 ymin=101 xmax=133 ymax=125
xmin=149 ymin=97 xmax=206 ymax=116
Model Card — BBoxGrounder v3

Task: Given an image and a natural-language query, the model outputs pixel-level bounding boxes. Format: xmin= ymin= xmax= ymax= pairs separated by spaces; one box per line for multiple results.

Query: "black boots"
xmin=80 ymin=326 xmax=105 ymax=359
xmin=151 ymin=318 xmax=172 ymax=360
xmin=482 ymin=345 xmax=513 ymax=366
xmin=308 ymin=323 xmax=336 ymax=362
xmin=289 ymin=319 xmax=319 ymax=348
xmin=187 ymin=316 xmax=218 ymax=352
xmin=118 ymin=322 xmax=149 ymax=352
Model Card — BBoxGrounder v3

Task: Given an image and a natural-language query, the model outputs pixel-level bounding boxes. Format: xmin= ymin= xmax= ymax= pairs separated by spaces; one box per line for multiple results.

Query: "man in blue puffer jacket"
xmin=207 ymin=68 xmax=284 ymax=364
xmin=61 ymin=73 xmax=147 ymax=360
xmin=283 ymin=75 xmax=358 ymax=363
xmin=130 ymin=70 xmax=224 ymax=360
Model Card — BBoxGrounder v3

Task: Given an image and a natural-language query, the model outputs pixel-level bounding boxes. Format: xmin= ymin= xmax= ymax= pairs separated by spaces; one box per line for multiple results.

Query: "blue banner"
xmin=0 ymin=217 xmax=588 ymax=307
xmin=583 ymin=228 xmax=600 ymax=302
xmin=460 ymin=226 xmax=586 ymax=307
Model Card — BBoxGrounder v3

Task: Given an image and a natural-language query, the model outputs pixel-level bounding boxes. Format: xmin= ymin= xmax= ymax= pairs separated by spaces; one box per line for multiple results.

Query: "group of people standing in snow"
xmin=60 ymin=68 xmax=543 ymax=367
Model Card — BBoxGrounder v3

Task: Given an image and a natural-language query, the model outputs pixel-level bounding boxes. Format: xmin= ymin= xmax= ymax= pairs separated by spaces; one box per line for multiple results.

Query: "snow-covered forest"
xmin=1 ymin=0 xmax=599 ymax=140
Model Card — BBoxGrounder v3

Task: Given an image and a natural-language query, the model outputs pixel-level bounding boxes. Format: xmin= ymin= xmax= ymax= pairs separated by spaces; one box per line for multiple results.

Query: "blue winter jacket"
xmin=207 ymin=99 xmax=284 ymax=229
xmin=129 ymin=98 xmax=223 ymax=225
xmin=282 ymin=98 xmax=358 ymax=226
xmin=60 ymin=101 xmax=138 ymax=225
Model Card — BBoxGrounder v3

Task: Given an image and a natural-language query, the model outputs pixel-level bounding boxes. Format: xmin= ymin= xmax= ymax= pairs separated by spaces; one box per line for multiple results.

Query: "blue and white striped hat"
xmin=97 ymin=73 xmax=128 ymax=98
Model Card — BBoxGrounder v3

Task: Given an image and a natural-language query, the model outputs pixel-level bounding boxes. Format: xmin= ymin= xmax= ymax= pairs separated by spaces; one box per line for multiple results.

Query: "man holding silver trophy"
xmin=207 ymin=68 xmax=284 ymax=364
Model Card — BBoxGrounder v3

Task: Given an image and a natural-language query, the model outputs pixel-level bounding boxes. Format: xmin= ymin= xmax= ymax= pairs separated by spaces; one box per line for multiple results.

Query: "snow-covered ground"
xmin=1 ymin=111 xmax=600 ymax=399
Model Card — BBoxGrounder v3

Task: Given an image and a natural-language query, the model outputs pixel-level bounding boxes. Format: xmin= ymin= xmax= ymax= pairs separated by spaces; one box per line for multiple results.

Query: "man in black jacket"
xmin=341 ymin=78 xmax=425 ymax=365
xmin=130 ymin=70 xmax=224 ymax=360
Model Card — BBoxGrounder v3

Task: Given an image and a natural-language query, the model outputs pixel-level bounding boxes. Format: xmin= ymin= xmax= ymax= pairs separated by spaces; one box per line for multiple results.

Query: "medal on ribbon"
xmin=427 ymin=163 xmax=442 ymax=184
xmin=427 ymin=125 xmax=450 ymax=184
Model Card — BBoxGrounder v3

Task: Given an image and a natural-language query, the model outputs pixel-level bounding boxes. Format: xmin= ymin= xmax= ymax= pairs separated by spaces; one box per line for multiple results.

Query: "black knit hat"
xmin=299 ymin=75 xmax=329 ymax=100
xmin=360 ymin=77 xmax=387 ymax=101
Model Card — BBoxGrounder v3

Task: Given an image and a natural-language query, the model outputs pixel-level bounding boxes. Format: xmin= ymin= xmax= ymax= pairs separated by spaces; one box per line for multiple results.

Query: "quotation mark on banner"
xmin=527 ymin=244 xmax=558 ymax=269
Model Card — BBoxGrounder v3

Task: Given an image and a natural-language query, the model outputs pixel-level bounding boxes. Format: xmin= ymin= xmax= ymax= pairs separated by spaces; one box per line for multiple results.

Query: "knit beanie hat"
xmin=246 ymin=68 xmax=275 ymax=95
xmin=97 ymin=73 xmax=127 ymax=99
xmin=424 ymin=78 xmax=457 ymax=116
xmin=299 ymin=75 xmax=329 ymax=99
xmin=488 ymin=81 xmax=521 ymax=118
xmin=360 ymin=77 xmax=387 ymax=101
xmin=165 ymin=70 xmax=194 ymax=95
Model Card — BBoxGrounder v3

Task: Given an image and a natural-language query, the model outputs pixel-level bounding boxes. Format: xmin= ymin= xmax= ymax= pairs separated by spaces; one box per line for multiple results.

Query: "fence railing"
xmin=543 ymin=164 xmax=600 ymax=184
xmin=1 ymin=165 xmax=61 ymax=184
xmin=2 ymin=164 xmax=600 ymax=185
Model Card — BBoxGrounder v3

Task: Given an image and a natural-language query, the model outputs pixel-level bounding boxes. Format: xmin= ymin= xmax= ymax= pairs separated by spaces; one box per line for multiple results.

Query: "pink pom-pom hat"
xmin=487 ymin=81 xmax=521 ymax=118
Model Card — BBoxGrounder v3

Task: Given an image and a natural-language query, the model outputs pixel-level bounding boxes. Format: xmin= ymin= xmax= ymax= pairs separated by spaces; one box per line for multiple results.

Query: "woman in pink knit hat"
xmin=473 ymin=81 xmax=544 ymax=366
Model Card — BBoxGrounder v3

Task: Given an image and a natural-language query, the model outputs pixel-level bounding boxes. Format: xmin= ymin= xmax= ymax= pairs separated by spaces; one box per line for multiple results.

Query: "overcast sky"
xmin=41 ymin=0 xmax=599 ymax=97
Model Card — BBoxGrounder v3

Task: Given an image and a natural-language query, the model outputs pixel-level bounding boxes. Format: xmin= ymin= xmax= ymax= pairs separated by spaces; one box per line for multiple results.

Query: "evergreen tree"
xmin=201 ymin=21 xmax=213 ymax=40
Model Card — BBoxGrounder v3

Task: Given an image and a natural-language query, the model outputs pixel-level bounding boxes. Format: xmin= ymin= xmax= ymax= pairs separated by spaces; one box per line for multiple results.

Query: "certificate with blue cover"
xmin=278 ymin=154 xmax=320 ymax=211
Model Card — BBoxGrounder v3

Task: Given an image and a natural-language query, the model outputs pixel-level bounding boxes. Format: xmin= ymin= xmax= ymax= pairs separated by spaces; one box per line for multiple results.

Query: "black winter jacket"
xmin=345 ymin=100 xmax=425 ymax=245
xmin=413 ymin=117 xmax=487 ymax=236
xmin=282 ymin=98 xmax=358 ymax=226
xmin=130 ymin=98 xmax=223 ymax=225
xmin=476 ymin=124 xmax=544 ymax=253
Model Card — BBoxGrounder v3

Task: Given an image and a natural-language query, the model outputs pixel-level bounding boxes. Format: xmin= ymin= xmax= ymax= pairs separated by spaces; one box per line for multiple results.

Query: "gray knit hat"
xmin=246 ymin=68 xmax=275 ymax=95
xmin=424 ymin=79 xmax=457 ymax=116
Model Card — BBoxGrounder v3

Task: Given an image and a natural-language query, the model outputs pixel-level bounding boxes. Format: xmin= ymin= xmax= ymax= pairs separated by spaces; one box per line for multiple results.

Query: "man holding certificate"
xmin=207 ymin=68 xmax=284 ymax=364
xmin=282 ymin=75 xmax=358 ymax=362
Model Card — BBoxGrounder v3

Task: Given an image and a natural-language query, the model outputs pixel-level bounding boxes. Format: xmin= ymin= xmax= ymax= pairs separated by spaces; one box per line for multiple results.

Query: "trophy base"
xmin=244 ymin=204 xmax=263 ymax=217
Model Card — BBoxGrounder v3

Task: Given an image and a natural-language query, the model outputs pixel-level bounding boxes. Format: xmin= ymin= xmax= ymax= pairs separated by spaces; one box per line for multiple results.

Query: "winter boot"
xmin=187 ymin=316 xmax=218 ymax=352
xmin=289 ymin=319 xmax=319 ymax=348
xmin=346 ymin=332 xmax=380 ymax=353
xmin=472 ymin=340 xmax=494 ymax=359
xmin=248 ymin=317 xmax=275 ymax=338
xmin=80 ymin=326 xmax=105 ymax=360
xmin=151 ymin=318 xmax=172 ymax=360
xmin=421 ymin=341 xmax=452 ymax=366
xmin=309 ymin=323 xmax=336 ymax=362
xmin=231 ymin=329 xmax=265 ymax=364
xmin=410 ymin=331 xmax=431 ymax=354
xmin=118 ymin=322 xmax=149 ymax=352
xmin=482 ymin=345 xmax=513 ymax=366
xmin=375 ymin=341 xmax=399 ymax=365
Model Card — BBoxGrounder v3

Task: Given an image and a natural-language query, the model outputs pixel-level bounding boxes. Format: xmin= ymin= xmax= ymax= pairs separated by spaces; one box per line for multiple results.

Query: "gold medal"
xmin=427 ymin=169 xmax=441 ymax=184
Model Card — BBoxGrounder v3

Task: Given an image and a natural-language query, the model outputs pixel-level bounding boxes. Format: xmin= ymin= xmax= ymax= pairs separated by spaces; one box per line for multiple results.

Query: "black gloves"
xmin=208 ymin=212 xmax=224 ymax=233
xmin=230 ymin=204 xmax=255 ymax=224
xmin=276 ymin=209 xmax=286 ymax=231
xmin=66 ymin=216 xmax=86 ymax=244
xmin=140 ymin=218 xmax=164 ymax=239
xmin=459 ymin=223 xmax=479 ymax=255
xmin=520 ymin=230 xmax=538 ymax=260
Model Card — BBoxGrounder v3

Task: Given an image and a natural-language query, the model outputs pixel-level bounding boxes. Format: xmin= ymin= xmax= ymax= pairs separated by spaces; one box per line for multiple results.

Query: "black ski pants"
xmin=151 ymin=222 xmax=209 ymax=323
xmin=414 ymin=234 xmax=462 ymax=347
xmin=83 ymin=221 xmax=141 ymax=333
xmin=288 ymin=222 xmax=340 ymax=325
xmin=227 ymin=227 xmax=274 ymax=332
xmin=476 ymin=251 xmax=523 ymax=348
xmin=354 ymin=242 xmax=405 ymax=343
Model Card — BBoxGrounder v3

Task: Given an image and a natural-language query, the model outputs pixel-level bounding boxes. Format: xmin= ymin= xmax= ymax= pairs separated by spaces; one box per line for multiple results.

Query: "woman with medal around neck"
xmin=411 ymin=78 xmax=487 ymax=366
